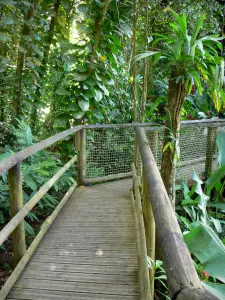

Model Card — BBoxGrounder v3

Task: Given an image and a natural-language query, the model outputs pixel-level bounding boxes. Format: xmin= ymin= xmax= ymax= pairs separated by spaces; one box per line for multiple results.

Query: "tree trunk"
xmin=88 ymin=0 xmax=112 ymax=76
xmin=161 ymin=68 xmax=186 ymax=208
xmin=30 ymin=0 xmax=61 ymax=132
xmin=12 ymin=2 xmax=37 ymax=119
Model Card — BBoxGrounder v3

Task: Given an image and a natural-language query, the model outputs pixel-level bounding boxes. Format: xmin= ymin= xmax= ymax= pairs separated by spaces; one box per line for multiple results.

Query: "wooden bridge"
xmin=0 ymin=121 xmax=224 ymax=300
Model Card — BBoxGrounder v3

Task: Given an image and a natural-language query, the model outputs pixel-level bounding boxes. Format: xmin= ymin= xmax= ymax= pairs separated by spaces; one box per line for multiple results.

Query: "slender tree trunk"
xmin=132 ymin=0 xmax=137 ymax=122
xmin=88 ymin=0 xmax=112 ymax=75
xmin=161 ymin=68 xmax=186 ymax=208
xmin=30 ymin=0 xmax=61 ymax=132
xmin=140 ymin=0 xmax=149 ymax=122
xmin=12 ymin=3 xmax=37 ymax=119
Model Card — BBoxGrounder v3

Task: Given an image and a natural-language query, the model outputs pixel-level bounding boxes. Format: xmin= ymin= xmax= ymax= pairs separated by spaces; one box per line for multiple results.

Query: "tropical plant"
xmin=135 ymin=10 xmax=224 ymax=207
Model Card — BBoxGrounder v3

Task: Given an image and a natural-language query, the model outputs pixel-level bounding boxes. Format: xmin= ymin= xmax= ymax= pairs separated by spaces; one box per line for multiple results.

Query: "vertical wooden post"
xmin=8 ymin=163 xmax=26 ymax=267
xmin=149 ymin=131 xmax=158 ymax=162
xmin=142 ymin=175 xmax=155 ymax=298
xmin=205 ymin=127 xmax=217 ymax=179
xmin=78 ymin=129 xmax=86 ymax=186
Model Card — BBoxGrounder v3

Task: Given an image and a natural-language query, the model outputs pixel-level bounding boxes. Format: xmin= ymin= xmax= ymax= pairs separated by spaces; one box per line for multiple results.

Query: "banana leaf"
xmin=202 ymin=282 xmax=225 ymax=299
xmin=184 ymin=224 xmax=225 ymax=283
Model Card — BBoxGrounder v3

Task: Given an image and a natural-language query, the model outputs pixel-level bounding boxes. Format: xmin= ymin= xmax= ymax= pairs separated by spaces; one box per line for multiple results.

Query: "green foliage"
xmin=184 ymin=224 xmax=225 ymax=283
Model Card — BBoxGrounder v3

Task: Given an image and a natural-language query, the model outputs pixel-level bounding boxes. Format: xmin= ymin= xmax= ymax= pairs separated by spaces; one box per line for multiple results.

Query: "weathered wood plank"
xmin=8 ymin=288 xmax=139 ymax=300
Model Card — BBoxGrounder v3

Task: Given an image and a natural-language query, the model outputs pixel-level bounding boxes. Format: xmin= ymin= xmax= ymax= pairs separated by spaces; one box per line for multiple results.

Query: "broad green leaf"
xmin=202 ymin=282 xmax=225 ymax=299
xmin=184 ymin=224 xmax=225 ymax=282
xmin=78 ymin=99 xmax=89 ymax=111
xmin=146 ymin=97 xmax=162 ymax=117
xmin=217 ymin=131 xmax=225 ymax=166
xmin=77 ymin=65 xmax=87 ymax=72
xmin=74 ymin=72 xmax=88 ymax=82
xmin=191 ymin=71 xmax=203 ymax=95
xmin=134 ymin=51 xmax=159 ymax=62
xmin=206 ymin=165 xmax=225 ymax=193
xmin=85 ymin=77 xmax=96 ymax=86
xmin=0 ymin=33 xmax=12 ymax=42
xmin=97 ymin=82 xmax=109 ymax=96
xmin=0 ymin=0 xmax=16 ymax=4
xmin=73 ymin=110 xmax=84 ymax=119
xmin=93 ymin=110 xmax=103 ymax=119
xmin=191 ymin=15 xmax=205 ymax=46
xmin=24 ymin=220 xmax=35 ymax=235
xmin=84 ymin=90 xmax=95 ymax=98
xmin=0 ymin=16 xmax=14 ymax=25
xmin=55 ymin=87 xmax=70 ymax=95
xmin=94 ymin=89 xmax=103 ymax=102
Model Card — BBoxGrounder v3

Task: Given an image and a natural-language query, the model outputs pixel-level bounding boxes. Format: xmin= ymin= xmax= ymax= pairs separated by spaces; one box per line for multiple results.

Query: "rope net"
xmin=86 ymin=123 xmax=225 ymax=181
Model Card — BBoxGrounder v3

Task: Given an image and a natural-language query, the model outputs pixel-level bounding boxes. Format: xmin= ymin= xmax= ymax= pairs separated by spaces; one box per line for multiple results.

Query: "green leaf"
xmin=93 ymin=110 xmax=103 ymax=119
xmin=94 ymin=89 xmax=103 ymax=102
xmin=134 ymin=51 xmax=159 ymax=62
xmin=0 ymin=16 xmax=14 ymax=25
xmin=25 ymin=176 xmax=37 ymax=191
xmin=146 ymin=97 xmax=162 ymax=117
xmin=74 ymin=72 xmax=88 ymax=81
xmin=55 ymin=87 xmax=70 ymax=95
xmin=24 ymin=220 xmax=35 ymax=235
xmin=0 ymin=0 xmax=16 ymax=4
xmin=78 ymin=99 xmax=89 ymax=111
xmin=73 ymin=110 xmax=84 ymax=119
xmin=97 ymin=82 xmax=109 ymax=96
xmin=206 ymin=165 xmax=225 ymax=193
xmin=0 ymin=32 xmax=12 ymax=42
xmin=207 ymin=202 xmax=225 ymax=211
xmin=184 ymin=224 xmax=225 ymax=282
xmin=217 ymin=131 xmax=225 ymax=166
xmin=191 ymin=71 xmax=202 ymax=95
xmin=77 ymin=65 xmax=87 ymax=72
xmin=191 ymin=15 xmax=205 ymax=46
xmin=85 ymin=77 xmax=96 ymax=86
xmin=202 ymin=282 xmax=225 ymax=299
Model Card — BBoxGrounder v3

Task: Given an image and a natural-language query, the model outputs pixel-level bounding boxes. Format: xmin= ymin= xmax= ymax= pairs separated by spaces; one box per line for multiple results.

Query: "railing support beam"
xmin=78 ymin=129 xmax=86 ymax=186
xmin=8 ymin=163 xmax=26 ymax=267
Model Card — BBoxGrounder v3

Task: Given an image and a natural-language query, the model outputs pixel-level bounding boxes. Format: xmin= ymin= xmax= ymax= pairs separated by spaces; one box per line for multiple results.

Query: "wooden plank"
xmin=20 ymin=270 xmax=138 ymax=285
xmin=8 ymin=288 xmax=139 ymax=300
xmin=14 ymin=278 xmax=139 ymax=296
xmin=24 ymin=261 xmax=138 ymax=275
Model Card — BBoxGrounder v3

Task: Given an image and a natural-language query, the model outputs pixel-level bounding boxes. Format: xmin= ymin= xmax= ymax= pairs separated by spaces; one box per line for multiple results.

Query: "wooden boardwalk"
xmin=7 ymin=179 xmax=139 ymax=300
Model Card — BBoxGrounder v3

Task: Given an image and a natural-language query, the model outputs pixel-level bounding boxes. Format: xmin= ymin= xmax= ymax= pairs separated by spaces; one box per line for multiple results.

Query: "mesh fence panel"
xmin=86 ymin=128 xmax=134 ymax=179
xmin=86 ymin=123 xmax=225 ymax=181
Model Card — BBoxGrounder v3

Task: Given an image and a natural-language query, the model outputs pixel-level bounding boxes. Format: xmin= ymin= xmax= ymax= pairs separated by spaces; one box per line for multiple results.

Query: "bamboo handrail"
xmin=135 ymin=127 xmax=219 ymax=300
xmin=0 ymin=125 xmax=82 ymax=175
xmin=0 ymin=155 xmax=77 ymax=246
xmin=0 ymin=182 xmax=77 ymax=300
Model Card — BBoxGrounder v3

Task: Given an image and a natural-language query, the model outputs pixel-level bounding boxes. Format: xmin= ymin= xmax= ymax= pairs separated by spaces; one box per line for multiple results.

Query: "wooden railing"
xmin=134 ymin=127 xmax=219 ymax=300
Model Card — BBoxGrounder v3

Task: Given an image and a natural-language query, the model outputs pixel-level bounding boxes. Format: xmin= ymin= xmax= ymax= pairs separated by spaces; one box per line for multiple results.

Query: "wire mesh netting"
xmin=86 ymin=128 xmax=134 ymax=179
xmin=86 ymin=123 xmax=225 ymax=181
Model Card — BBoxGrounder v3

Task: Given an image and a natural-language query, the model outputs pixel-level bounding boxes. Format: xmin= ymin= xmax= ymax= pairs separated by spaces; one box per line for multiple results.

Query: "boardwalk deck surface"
xmin=7 ymin=179 xmax=139 ymax=300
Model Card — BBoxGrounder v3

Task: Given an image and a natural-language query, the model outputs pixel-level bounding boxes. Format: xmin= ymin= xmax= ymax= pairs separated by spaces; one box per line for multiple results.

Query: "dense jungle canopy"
xmin=0 ymin=0 xmax=225 ymax=143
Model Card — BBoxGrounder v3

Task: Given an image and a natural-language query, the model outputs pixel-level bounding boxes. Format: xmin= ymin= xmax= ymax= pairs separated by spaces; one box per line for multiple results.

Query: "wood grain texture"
xmin=7 ymin=179 xmax=139 ymax=300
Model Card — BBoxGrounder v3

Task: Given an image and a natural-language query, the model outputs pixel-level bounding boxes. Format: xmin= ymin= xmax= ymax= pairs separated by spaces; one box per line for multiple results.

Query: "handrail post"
xmin=78 ymin=128 xmax=86 ymax=186
xmin=8 ymin=163 xmax=26 ymax=267
xmin=205 ymin=126 xmax=217 ymax=179
xmin=142 ymin=174 xmax=155 ymax=298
